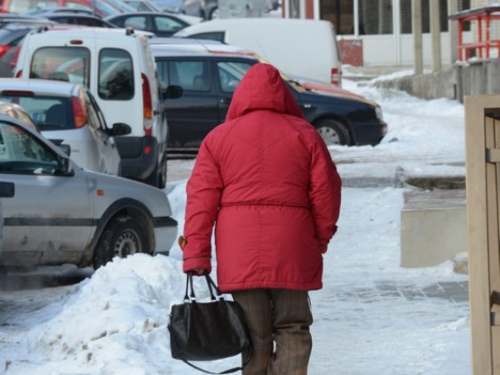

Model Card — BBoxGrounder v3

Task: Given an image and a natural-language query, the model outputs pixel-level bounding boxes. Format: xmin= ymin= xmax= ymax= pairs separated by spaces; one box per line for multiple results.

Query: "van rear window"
xmin=98 ymin=48 xmax=134 ymax=101
xmin=30 ymin=47 xmax=90 ymax=87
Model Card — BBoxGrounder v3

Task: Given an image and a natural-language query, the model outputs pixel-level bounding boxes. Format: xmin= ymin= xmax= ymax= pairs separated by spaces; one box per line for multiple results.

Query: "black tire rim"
xmin=114 ymin=228 xmax=142 ymax=257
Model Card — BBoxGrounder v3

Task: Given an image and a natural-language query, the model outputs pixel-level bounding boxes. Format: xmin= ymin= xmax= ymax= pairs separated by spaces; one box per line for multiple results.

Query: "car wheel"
xmin=315 ymin=119 xmax=351 ymax=146
xmin=209 ymin=7 xmax=219 ymax=19
xmin=93 ymin=217 xmax=150 ymax=269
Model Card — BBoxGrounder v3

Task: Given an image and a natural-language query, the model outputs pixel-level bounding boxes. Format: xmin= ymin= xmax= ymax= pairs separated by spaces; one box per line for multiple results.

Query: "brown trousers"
xmin=231 ymin=289 xmax=313 ymax=375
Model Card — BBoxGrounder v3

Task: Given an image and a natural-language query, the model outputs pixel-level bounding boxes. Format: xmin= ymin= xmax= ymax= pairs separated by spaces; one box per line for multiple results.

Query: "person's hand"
xmin=179 ymin=236 xmax=207 ymax=275
xmin=178 ymin=235 xmax=186 ymax=250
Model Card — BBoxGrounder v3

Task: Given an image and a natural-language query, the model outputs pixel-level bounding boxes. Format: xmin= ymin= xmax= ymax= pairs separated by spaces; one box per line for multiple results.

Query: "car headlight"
xmin=375 ymin=106 xmax=383 ymax=121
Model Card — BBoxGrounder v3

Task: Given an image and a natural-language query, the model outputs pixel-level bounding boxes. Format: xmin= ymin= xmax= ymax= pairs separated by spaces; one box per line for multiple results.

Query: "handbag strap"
xmin=186 ymin=271 xmax=224 ymax=302
xmin=180 ymin=357 xmax=250 ymax=375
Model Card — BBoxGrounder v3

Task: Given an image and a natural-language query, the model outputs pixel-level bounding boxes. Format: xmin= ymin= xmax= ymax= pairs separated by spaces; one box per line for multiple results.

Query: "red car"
xmin=0 ymin=0 xmax=118 ymax=17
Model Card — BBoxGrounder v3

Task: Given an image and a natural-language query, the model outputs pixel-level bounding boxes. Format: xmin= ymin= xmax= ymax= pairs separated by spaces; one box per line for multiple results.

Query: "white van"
xmin=14 ymin=27 xmax=181 ymax=188
xmin=173 ymin=18 xmax=343 ymax=86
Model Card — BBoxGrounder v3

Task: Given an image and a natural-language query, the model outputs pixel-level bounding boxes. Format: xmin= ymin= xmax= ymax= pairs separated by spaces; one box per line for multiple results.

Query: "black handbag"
xmin=168 ymin=271 xmax=252 ymax=374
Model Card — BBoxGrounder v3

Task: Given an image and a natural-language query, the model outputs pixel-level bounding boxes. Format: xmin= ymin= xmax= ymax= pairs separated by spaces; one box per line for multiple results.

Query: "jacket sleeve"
xmin=182 ymin=136 xmax=223 ymax=273
xmin=308 ymin=130 xmax=342 ymax=253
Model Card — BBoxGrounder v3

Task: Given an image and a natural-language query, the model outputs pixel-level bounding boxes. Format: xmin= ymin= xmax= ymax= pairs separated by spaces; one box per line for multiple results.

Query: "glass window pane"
xmin=8 ymin=0 xmax=57 ymax=13
xmin=154 ymin=16 xmax=186 ymax=32
xmin=30 ymin=47 xmax=90 ymax=86
xmin=188 ymin=32 xmax=225 ymax=42
xmin=155 ymin=60 xmax=170 ymax=88
xmin=321 ymin=0 xmax=354 ymax=35
xmin=217 ymin=61 xmax=251 ymax=93
xmin=400 ymin=0 xmax=451 ymax=34
xmin=0 ymin=121 xmax=58 ymax=175
xmin=169 ymin=61 xmax=210 ymax=92
xmin=98 ymin=49 xmax=134 ymax=100
xmin=359 ymin=0 xmax=393 ymax=35
xmin=123 ymin=16 xmax=148 ymax=29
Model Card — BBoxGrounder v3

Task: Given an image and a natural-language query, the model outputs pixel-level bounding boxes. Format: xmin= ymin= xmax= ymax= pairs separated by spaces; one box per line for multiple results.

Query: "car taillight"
xmin=72 ymin=96 xmax=87 ymax=128
xmin=9 ymin=45 xmax=21 ymax=70
xmin=15 ymin=69 xmax=22 ymax=78
xmin=331 ymin=67 xmax=341 ymax=86
xmin=142 ymin=73 xmax=153 ymax=136
xmin=0 ymin=45 xmax=10 ymax=58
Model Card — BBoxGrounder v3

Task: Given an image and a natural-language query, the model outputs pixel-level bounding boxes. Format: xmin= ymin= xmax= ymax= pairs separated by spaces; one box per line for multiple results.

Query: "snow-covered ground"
xmin=0 ymin=74 xmax=470 ymax=375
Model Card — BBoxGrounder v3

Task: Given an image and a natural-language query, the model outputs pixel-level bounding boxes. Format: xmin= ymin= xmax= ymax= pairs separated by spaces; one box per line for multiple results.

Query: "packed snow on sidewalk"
xmin=0 ymin=75 xmax=470 ymax=375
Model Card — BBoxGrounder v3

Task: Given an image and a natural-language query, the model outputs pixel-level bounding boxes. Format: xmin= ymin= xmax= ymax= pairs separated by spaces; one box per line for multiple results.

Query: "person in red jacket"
xmin=180 ymin=63 xmax=342 ymax=375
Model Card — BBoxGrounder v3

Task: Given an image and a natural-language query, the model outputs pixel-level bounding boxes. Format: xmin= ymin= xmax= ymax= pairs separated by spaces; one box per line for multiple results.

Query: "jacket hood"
xmin=225 ymin=63 xmax=304 ymax=121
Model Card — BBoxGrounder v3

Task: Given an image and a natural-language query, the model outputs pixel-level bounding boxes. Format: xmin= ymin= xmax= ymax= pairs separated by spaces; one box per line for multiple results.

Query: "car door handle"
xmin=220 ymin=98 xmax=231 ymax=105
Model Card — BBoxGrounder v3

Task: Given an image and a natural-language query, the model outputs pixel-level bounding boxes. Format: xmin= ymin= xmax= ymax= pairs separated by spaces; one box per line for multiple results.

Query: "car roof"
xmin=23 ymin=6 xmax=97 ymax=15
xmin=47 ymin=13 xmax=105 ymax=20
xmin=148 ymin=36 xmax=225 ymax=46
xmin=0 ymin=78 xmax=80 ymax=96
xmin=107 ymin=11 xmax=174 ymax=17
xmin=1 ymin=21 xmax=56 ymax=31
xmin=0 ymin=15 xmax=53 ymax=27
xmin=25 ymin=25 xmax=154 ymax=38
xmin=150 ymin=41 xmax=261 ymax=59
xmin=45 ymin=13 xmax=116 ymax=26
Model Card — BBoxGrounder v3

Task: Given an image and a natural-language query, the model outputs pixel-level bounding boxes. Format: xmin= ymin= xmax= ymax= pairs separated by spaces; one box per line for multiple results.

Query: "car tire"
xmin=93 ymin=216 xmax=150 ymax=269
xmin=315 ymin=119 xmax=351 ymax=146
xmin=144 ymin=157 xmax=166 ymax=189
xmin=158 ymin=155 xmax=167 ymax=189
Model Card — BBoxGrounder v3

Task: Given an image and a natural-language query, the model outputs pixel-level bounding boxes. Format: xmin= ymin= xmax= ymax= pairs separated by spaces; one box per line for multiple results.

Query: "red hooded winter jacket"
xmin=182 ymin=63 xmax=342 ymax=292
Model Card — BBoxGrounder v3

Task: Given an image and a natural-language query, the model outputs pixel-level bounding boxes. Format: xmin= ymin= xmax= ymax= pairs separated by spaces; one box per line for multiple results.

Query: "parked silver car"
xmin=0 ymin=113 xmax=177 ymax=269
xmin=0 ymin=78 xmax=127 ymax=176
xmin=0 ymin=181 xmax=14 ymax=255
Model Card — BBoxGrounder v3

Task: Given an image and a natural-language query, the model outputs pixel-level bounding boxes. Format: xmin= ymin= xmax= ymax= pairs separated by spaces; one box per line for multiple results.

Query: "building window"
xmin=400 ymin=0 xmax=461 ymax=34
xmin=320 ymin=0 xmax=354 ymax=35
xmin=290 ymin=0 xmax=301 ymax=18
xmin=359 ymin=0 xmax=393 ymax=35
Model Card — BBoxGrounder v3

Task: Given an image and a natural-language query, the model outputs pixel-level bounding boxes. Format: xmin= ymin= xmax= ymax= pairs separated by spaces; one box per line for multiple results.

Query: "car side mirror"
xmin=163 ymin=85 xmax=183 ymax=99
xmin=111 ymin=123 xmax=132 ymax=136
xmin=56 ymin=156 xmax=74 ymax=177
xmin=57 ymin=144 xmax=71 ymax=157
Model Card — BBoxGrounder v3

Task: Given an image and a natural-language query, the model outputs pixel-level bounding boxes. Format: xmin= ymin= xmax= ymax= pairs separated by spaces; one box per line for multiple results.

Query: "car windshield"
xmin=0 ymin=120 xmax=60 ymax=175
xmin=93 ymin=0 xmax=122 ymax=16
xmin=7 ymin=0 xmax=58 ymax=13
xmin=0 ymin=94 xmax=75 ymax=131
xmin=102 ymin=0 xmax=136 ymax=12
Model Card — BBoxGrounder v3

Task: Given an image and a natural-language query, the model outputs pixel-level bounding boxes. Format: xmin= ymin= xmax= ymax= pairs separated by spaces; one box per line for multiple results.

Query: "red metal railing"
xmin=449 ymin=5 xmax=500 ymax=61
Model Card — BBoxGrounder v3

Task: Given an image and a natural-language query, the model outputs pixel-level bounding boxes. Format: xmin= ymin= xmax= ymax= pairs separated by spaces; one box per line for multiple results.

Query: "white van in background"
xmin=14 ymin=27 xmax=181 ymax=189
xmin=173 ymin=18 xmax=343 ymax=86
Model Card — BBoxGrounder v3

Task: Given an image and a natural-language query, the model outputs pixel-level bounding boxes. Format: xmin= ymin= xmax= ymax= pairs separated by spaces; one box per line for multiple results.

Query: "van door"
xmin=95 ymin=46 xmax=137 ymax=131
xmin=156 ymin=58 xmax=218 ymax=149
